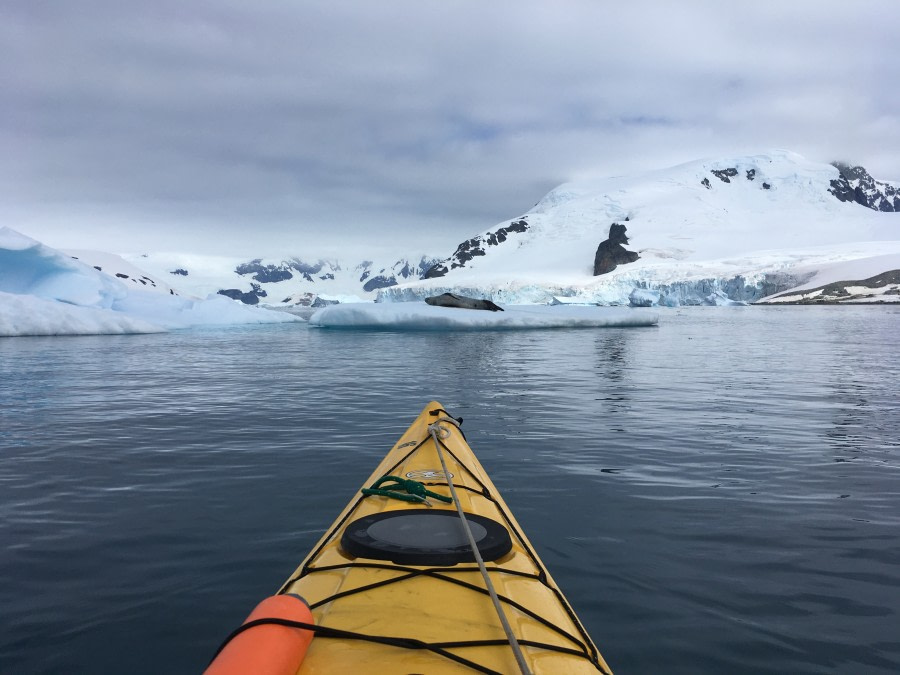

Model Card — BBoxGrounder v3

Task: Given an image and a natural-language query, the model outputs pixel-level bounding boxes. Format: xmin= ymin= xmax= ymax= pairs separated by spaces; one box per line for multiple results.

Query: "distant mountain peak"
xmin=423 ymin=218 xmax=530 ymax=279
xmin=828 ymin=163 xmax=899 ymax=212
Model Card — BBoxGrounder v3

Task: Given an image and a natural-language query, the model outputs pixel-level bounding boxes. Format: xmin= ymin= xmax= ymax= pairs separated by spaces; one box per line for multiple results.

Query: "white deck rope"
xmin=428 ymin=418 xmax=532 ymax=675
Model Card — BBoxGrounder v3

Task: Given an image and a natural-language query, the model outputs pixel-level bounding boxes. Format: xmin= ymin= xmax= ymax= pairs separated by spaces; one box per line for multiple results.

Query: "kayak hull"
xmin=273 ymin=401 xmax=610 ymax=674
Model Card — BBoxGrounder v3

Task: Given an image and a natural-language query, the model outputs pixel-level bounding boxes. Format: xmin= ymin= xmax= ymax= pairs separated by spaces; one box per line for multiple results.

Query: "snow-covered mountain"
xmin=381 ymin=150 xmax=899 ymax=305
xmin=122 ymin=252 xmax=439 ymax=307
xmin=26 ymin=150 xmax=899 ymax=309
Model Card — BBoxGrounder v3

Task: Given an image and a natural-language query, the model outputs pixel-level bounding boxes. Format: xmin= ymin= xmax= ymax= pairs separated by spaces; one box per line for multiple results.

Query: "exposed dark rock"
xmin=288 ymin=260 xmax=325 ymax=275
xmin=423 ymin=219 xmax=530 ymax=279
xmin=829 ymin=163 xmax=899 ymax=211
xmin=217 ymin=288 xmax=261 ymax=305
xmin=746 ymin=169 xmax=756 ymax=181
xmin=116 ymin=273 xmax=129 ymax=279
xmin=361 ymin=257 xmax=441 ymax=291
xmin=763 ymin=269 xmax=900 ymax=304
xmin=311 ymin=296 xmax=339 ymax=307
xmin=319 ymin=273 xmax=335 ymax=281
xmin=762 ymin=183 xmax=771 ymax=190
xmin=235 ymin=259 xmax=293 ymax=283
xmin=284 ymin=292 xmax=315 ymax=306
xmin=701 ymin=177 xmax=711 ymax=189
xmin=593 ymin=223 xmax=640 ymax=276
xmin=711 ymin=168 xmax=739 ymax=183
xmin=93 ymin=266 xmax=101 ymax=271
xmin=363 ymin=275 xmax=399 ymax=292
xmin=171 ymin=268 xmax=189 ymax=276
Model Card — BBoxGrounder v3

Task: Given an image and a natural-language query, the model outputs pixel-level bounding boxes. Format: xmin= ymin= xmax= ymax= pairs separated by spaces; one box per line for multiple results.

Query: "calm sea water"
xmin=1 ymin=306 xmax=898 ymax=674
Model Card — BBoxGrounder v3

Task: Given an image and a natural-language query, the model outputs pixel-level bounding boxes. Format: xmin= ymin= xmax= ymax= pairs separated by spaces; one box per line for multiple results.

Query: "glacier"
xmin=0 ymin=227 xmax=300 ymax=337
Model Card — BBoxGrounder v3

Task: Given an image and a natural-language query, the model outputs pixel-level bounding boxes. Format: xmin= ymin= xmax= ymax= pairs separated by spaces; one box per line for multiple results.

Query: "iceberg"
xmin=0 ymin=290 xmax=165 ymax=337
xmin=309 ymin=302 xmax=658 ymax=330
xmin=0 ymin=227 xmax=301 ymax=337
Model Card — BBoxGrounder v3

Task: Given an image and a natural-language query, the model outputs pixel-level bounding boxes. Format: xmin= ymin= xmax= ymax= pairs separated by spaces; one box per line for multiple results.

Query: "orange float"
xmin=205 ymin=594 xmax=314 ymax=675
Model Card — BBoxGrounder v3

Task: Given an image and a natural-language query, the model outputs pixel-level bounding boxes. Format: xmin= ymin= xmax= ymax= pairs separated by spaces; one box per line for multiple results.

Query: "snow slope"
xmin=760 ymin=253 xmax=900 ymax=303
xmin=381 ymin=151 xmax=899 ymax=305
xmin=0 ymin=228 xmax=300 ymax=337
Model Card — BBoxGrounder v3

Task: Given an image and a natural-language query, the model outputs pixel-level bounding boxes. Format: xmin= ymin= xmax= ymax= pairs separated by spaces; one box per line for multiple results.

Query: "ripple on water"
xmin=1 ymin=309 xmax=899 ymax=674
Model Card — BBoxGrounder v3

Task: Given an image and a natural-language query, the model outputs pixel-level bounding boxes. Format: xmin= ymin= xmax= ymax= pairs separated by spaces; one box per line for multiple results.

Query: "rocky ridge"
xmin=422 ymin=219 xmax=529 ymax=278
xmin=828 ymin=163 xmax=899 ymax=212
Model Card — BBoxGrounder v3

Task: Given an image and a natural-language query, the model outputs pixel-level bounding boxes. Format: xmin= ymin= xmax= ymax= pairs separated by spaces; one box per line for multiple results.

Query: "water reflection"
xmin=593 ymin=331 xmax=634 ymax=427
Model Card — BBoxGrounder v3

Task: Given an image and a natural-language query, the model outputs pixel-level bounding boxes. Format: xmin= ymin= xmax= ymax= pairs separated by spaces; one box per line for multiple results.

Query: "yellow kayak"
xmin=208 ymin=401 xmax=612 ymax=674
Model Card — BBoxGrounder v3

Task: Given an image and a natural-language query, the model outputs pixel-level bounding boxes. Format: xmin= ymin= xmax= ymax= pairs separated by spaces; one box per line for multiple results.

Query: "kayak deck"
xmin=274 ymin=401 xmax=611 ymax=674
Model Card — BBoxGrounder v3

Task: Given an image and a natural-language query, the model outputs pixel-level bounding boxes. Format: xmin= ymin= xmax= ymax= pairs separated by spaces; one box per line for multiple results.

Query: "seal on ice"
xmin=424 ymin=293 xmax=504 ymax=312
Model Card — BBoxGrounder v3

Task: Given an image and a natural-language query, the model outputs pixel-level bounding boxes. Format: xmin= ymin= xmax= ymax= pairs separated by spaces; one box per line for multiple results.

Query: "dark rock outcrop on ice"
xmin=423 ymin=219 xmax=529 ymax=278
xmin=711 ymin=168 xmax=739 ymax=183
xmin=362 ymin=275 xmax=399 ymax=292
xmin=703 ymin=167 xmax=770 ymax=191
xmin=236 ymin=260 xmax=295 ymax=283
xmin=362 ymin=257 xmax=440 ymax=292
xmin=221 ymin=256 xmax=439 ymax=304
xmin=760 ymin=269 xmax=900 ymax=304
xmin=235 ymin=258 xmax=336 ymax=284
xmin=828 ymin=163 xmax=900 ymax=212
xmin=593 ymin=223 xmax=640 ymax=275
xmin=218 ymin=283 xmax=267 ymax=305
xmin=219 ymin=288 xmax=260 ymax=304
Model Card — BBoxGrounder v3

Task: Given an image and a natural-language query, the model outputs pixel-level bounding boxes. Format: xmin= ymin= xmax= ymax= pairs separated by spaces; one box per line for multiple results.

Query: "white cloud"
xmin=2 ymin=0 xmax=898 ymax=257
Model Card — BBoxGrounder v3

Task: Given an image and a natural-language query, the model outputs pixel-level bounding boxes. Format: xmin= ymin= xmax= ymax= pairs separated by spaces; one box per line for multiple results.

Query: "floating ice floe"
xmin=309 ymin=302 xmax=659 ymax=330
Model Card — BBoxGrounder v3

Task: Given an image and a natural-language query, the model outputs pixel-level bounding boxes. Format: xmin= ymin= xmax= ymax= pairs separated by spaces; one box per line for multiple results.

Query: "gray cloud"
xmin=2 ymin=0 xmax=898 ymax=256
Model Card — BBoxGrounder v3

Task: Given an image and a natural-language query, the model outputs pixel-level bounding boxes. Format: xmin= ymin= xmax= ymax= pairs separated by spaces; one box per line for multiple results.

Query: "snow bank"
xmin=309 ymin=302 xmax=658 ymax=330
xmin=0 ymin=227 xmax=300 ymax=337
xmin=0 ymin=291 xmax=165 ymax=337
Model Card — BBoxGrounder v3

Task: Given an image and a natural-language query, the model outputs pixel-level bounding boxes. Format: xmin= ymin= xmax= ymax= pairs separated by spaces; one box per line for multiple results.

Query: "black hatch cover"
xmin=341 ymin=509 xmax=512 ymax=566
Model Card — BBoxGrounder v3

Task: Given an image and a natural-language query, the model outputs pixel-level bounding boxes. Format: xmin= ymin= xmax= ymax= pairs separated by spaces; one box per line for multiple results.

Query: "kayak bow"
xmin=208 ymin=401 xmax=612 ymax=674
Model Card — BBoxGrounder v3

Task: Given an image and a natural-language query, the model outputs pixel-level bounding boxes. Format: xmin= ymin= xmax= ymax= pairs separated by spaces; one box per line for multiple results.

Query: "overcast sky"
xmin=3 ymin=0 xmax=899 ymax=258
